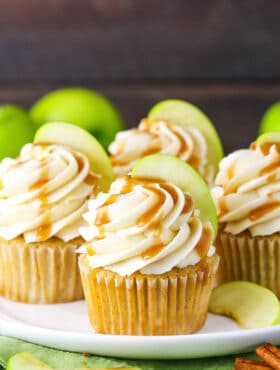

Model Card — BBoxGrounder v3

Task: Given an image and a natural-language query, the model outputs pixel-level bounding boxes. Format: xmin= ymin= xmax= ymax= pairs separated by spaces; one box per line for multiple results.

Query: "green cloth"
xmin=0 ymin=336 xmax=258 ymax=370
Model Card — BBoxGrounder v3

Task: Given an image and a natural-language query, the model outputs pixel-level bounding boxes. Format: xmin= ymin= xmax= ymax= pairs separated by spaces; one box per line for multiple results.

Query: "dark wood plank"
xmin=0 ymin=0 xmax=280 ymax=82
xmin=1 ymin=82 xmax=279 ymax=153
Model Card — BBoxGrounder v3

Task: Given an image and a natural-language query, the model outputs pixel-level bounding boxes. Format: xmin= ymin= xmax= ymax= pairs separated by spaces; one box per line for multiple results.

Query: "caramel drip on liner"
xmin=249 ymin=201 xmax=280 ymax=221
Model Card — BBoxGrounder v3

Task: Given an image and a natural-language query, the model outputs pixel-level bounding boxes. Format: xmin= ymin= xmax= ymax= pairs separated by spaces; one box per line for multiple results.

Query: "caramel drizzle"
xmin=29 ymin=160 xmax=51 ymax=242
xmin=141 ymin=243 xmax=165 ymax=260
xmin=218 ymin=198 xmax=229 ymax=217
xmin=259 ymin=160 xmax=280 ymax=177
xmin=195 ymin=226 xmax=212 ymax=258
xmin=249 ymin=201 xmax=280 ymax=221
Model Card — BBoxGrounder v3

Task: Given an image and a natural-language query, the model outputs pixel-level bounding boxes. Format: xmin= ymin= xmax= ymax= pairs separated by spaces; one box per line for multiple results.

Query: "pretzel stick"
xmin=234 ymin=357 xmax=273 ymax=369
xmin=256 ymin=343 xmax=280 ymax=369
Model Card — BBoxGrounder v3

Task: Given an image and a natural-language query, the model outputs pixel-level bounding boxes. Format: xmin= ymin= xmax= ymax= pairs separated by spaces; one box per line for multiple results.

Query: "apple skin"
xmin=0 ymin=105 xmax=35 ymax=159
xmin=30 ymin=87 xmax=125 ymax=149
xmin=259 ymin=102 xmax=280 ymax=135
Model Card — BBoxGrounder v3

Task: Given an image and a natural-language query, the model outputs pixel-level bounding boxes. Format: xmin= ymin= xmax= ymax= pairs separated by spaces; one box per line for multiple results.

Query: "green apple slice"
xmin=148 ymin=99 xmax=224 ymax=173
xmin=259 ymin=101 xmax=280 ymax=135
xmin=256 ymin=131 xmax=280 ymax=144
xmin=209 ymin=281 xmax=280 ymax=329
xmin=34 ymin=122 xmax=114 ymax=191
xmin=6 ymin=352 xmax=53 ymax=370
xmin=131 ymin=153 xmax=217 ymax=240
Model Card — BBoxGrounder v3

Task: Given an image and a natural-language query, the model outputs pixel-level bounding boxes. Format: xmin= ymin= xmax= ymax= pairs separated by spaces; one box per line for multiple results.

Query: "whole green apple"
xmin=0 ymin=105 xmax=35 ymax=159
xmin=30 ymin=87 xmax=125 ymax=149
xmin=259 ymin=101 xmax=280 ymax=135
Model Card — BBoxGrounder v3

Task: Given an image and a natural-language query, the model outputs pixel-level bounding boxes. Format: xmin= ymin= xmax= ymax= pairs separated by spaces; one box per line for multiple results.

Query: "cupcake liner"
xmin=0 ymin=237 xmax=84 ymax=304
xmin=79 ymin=254 xmax=219 ymax=335
xmin=216 ymin=231 xmax=280 ymax=297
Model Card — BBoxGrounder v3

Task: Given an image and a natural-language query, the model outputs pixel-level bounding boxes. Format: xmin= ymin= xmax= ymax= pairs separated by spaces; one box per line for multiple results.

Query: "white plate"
xmin=0 ymin=297 xmax=279 ymax=360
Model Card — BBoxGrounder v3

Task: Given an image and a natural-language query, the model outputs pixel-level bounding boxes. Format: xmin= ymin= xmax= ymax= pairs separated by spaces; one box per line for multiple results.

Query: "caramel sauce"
xmin=169 ymin=123 xmax=188 ymax=156
xmin=218 ymin=198 xmax=229 ymax=217
xmin=73 ymin=153 xmax=85 ymax=171
xmin=31 ymin=159 xmax=51 ymax=241
xmin=37 ymin=223 xmax=51 ymax=242
xmin=249 ymin=201 xmax=280 ymax=221
xmin=141 ymin=243 xmax=165 ymax=259
xmin=142 ymin=144 xmax=162 ymax=157
xmin=95 ymin=208 xmax=110 ymax=225
xmin=227 ymin=164 xmax=235 ymax=180
xmin=249 ymin=142 xmax=257 ymax=151
xmin=160 ymin=183 xmax=178 ymax=203
xmin=137 ymin=186 xmax=166 ymax=226
xmin=104 ymin=194 xmax=118 ymax=206
xmin=182 ymin=194 xmax=193 ymax=213
xmin=268 ymin=172 xmax=277 ymax=183
xmin=29 ymin=159 xmax=49 ymax=192
xmin=87 ymin=246 xmax=95 ymax=256
xmin=250 ymin=141 xmax=280 ymax=155
xmin=85 ymin=174 xmax=98 ymax=186
xmin=29 ymin=178 xmax=49 ymax=191
xmin=188 ymin=155 xmax=200 ymax=171
xmin=195 ymin=227 xmax=212 ymax=258
xmin=223 ymin=184 xmax=237 ymax=196
xmin=259 ymin=160 xmax=280 ymax=176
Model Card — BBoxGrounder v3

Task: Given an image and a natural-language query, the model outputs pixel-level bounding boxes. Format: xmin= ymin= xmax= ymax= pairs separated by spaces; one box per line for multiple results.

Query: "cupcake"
xmin=212 ymin=134 xmax=280 ymax=296
xmin=109 ymin=100 xmax=223 ymax=186
xmin=0 ymin=122 xmax=114 ymax=304
xmin=78 ymin=154 xmax=219 ymax=335
xmin=109 ymin=118 xmax=215 ymax=184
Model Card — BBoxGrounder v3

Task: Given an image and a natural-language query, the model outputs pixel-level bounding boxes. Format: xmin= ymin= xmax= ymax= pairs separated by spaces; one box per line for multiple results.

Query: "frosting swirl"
xmin=109 ymin=119 xmax=214 ymax=184
xmin=79 ymin=176 xmax=215 ymax=276
xmin=212 ymin=142 xmax=280 ymax=236
xmin=0 ymin=143 xmax=98 ymax=242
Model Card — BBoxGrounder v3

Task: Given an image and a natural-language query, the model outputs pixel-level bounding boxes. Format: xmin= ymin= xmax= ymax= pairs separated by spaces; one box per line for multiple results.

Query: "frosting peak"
xmin=212 ymin=141 xmax=280 ymax=236
xmin=109 ymin=119 xmax=214 ymax=184
xmin=79 ymin=176 xmax=214 ymax=276
xmin=0 ymin=143 xmax=98 ymax=242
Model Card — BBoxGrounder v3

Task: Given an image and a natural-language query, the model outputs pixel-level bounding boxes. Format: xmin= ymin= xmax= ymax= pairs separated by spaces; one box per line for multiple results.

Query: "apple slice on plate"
xmin=34 ymin=122 xmax=114 ymax=191
xmin=131 ymin=153 xmax=218 ymax=240
xmin=148 ymin=99 xmax=223 ymax=173
xmin=209 ymin=281 xmax=280 ymax=329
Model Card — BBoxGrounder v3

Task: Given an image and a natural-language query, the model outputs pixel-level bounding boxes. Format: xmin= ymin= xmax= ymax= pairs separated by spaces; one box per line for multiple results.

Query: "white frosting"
xmin=109 ymin=119 xmax=215 ymax=184
xmin=79 ymin=177 xmax=214 ymax=276
xmin=0 ymin=143 xmax=98 ymax=242
xmin=212 ymin=142 xmax=280 ymax=236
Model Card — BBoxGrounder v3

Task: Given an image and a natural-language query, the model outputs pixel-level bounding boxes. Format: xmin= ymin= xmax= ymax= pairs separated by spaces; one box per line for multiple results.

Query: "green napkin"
xmin=0 ymin=336 xmax=258 ymax=370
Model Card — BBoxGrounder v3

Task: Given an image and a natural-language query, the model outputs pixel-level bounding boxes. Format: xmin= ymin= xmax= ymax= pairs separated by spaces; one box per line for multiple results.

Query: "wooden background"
xmin=1 ymin=0 xmax=280 ymax=152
